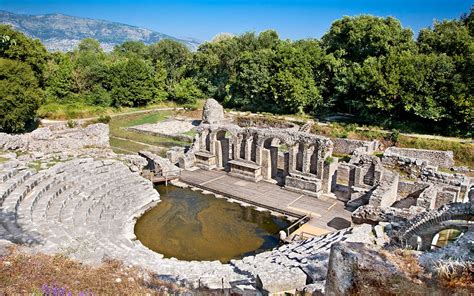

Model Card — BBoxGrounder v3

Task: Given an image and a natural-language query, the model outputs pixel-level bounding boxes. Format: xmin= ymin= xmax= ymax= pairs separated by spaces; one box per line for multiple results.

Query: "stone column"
xmin=419 ymin=233 xmax=435 ymax=251
xmin=215 ymin=140 xmax=223 ymax=168
xmin=315 ymin=148 xmax=325 ymax=179
xmin=288 ymin=145 xmax=298 ymax=174
xmin=302 ymin=145 xmax=314 ymax=174
xmin=233 ymin=135 xmax=242 ymax=159
xmin=209 ymin=132 xmax=216 ymax=155
xmin=244 ymin=137 xmax=253 ymax=161
xmin=261 ymin=148 xmax=271 ymax=180
xmin=269 ymin=146 xmax=278 ymax=178
xmin=322 ymin=157 xmax=338 ymax=194
xmin=200 ymin=129 xmax=210 ymax=152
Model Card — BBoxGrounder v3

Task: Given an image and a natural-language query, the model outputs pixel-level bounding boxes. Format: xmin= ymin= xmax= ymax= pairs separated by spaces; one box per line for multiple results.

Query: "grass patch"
xmin=332 ymin=153 xmax=351 ymax=163
xmin=28 ymin=162 xmax=41 ymax=172
xmin=38 ymin=101 xmax=181 ymax=120
xmin=108 ymin=111 xmax=190 ymax=155
xmin=119 ymin=112 xmax=170 ymax=127
xmin=37 ymin=102 xmax=108 ymax=120
xmin=0 ymin=157 xmax=8 ymax=164
xmin=183 ymin=129 xmax=197 ymax=137
xmin=311 ymin=122 xmax=474 ymax=169
xmin=0 ymin=248 xmax=185 ymax=295
xmin=110 ymin=137 xmax=150 ymax=154
xmin=397 ymin=137 xmax=474 ymax=168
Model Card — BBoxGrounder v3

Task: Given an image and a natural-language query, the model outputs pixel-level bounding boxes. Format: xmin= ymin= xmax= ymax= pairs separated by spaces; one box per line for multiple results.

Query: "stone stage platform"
xmin=179 ymin=169 xmax=352 ymax=233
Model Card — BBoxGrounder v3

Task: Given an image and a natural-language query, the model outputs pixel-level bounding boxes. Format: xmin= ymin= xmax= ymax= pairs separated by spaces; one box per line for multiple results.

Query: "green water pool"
xmin=134 ymin=185 xmax=291 ymax=263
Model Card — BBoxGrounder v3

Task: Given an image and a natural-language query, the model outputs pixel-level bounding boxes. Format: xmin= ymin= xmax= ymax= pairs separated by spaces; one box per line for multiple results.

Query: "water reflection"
xmin=135 ymin=185 xmax=290 ymax=263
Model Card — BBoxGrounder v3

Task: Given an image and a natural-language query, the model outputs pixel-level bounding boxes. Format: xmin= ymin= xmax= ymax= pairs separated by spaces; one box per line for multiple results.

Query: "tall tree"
xmin=109 ymin=57 xmax=166 ymax=107
xmin=0 ymin=25 xmax=49 ymax=86
xmin=0 ymin=58 xmax=41 ymax=132
xmin=322 ymin=15 xmax=415 ymax=63
xmin=148 ymin=39 xmax=191 ymax=85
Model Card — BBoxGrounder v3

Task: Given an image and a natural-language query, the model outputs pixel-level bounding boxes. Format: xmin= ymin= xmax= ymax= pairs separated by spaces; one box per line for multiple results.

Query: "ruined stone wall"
xmin=335 ymin=163 xmax=352 ymax=186
xmin=397 ymin=181 xmax=430 ymax=200
xmin=384 ymin=147 xmax=454 ymax=168
xmin=421 ymin=167 xmax=468 ymax=187
xmin=0 ymin=123 xmax=110 ymax=154
xmin=351 ymin=204 xmax=425 ymax=224
xmin=368 ymin=171 xmax=399 ymax=208
xmin=332 ymin=138 xmax=379 ymax=155
xmin=435 ymin=191 xmax=457 ymax=208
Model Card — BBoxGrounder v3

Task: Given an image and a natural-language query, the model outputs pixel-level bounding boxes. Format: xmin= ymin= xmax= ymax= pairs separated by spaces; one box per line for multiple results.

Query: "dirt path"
xmin=40 ymin=107 xmax=184 ymax=125
xmin=228 ymin=111 xmax=473 ymax=144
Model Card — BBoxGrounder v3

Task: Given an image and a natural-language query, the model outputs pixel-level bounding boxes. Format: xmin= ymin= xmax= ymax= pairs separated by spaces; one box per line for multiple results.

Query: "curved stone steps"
xmin=1 ymin=170 xmax=47 ymax=215
xmin=16 ymin=161 xmax=143 ymax=262
xmin=0 ymin=167 xmax=19 ymax=183
xmin=0 ymin=169 xmax=33 ymax=205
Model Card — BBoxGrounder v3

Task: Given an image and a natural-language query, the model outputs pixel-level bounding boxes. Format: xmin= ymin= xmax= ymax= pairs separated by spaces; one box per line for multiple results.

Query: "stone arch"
xmin=411 ymin=224 xmax=469 ymax=251
xmin=259 ymin=136 xmax=291 ymax=184
xmin=431 ymin=227 xmax=465 ymax=249
xmin=400 ymin=202 xmax=473 ymax=250
xmin=209 ymin=127 xmax=238 ymax=170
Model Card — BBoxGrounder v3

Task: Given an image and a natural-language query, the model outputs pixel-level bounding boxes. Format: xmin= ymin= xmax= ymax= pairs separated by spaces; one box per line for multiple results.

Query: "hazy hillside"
xmin=0 ymin=10 xmax=200 ymax=51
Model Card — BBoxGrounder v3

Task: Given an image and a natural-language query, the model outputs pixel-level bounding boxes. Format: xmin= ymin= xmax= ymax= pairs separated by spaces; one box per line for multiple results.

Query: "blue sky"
xmin=1 ymin=0 xmax=472 ymax=41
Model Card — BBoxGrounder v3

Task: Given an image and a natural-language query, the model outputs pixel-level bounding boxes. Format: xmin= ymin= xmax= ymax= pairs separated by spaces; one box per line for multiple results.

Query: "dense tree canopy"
xmin=0 ymin=58 xmax=41 ymax=132
xmin=0 ymin=9 xmax=472 ymax=136
xmin=321 ymin=15 xmax=415 ymax=63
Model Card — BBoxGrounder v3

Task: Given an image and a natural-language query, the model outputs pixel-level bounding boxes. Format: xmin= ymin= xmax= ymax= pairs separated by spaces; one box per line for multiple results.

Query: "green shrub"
xmin=324 ymin=156 xmax=334 ymax=165
xmin=67 ymin=119 xmax=77 ymax=128
xmin=96 ymin=115 xmax=111 ymax=124
xmin=388 ymin=129 xmax=400 ymax=144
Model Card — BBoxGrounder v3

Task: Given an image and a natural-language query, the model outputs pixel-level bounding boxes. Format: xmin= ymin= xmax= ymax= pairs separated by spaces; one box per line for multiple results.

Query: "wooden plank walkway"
xmin=179 ymin=169 xmax=352 ymax=233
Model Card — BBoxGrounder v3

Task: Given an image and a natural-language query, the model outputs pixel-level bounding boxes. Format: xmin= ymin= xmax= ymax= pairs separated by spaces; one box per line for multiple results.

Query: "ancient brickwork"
xmin=332 ymin=138 xmax=379 ymax=155
xmin=384 ymin=147 xmax=454 ymax=168
xmin=0 ymin=123 xmax=109 ymax=154
xmin=185 ymin=123 xmax=334 ymax=196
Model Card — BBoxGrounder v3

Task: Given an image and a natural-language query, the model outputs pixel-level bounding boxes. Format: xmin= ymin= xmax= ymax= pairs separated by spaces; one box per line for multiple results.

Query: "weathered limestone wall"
xmin=396 ymin=181 xmax=430 ymax=200
xmin=138 ymin=151 xmax=181 ymax=177
xmin=368 ymin=171 xmax=399 ymax=208
xmin=332 ymin=138 xmax=379 ymax=155
xmin=351 ymin=204 xmax=425 ymax=224
xmin=384 ymin=147 xmax=454 ymax=168
xmin=0 ymin=123 xmax=109 ymax=154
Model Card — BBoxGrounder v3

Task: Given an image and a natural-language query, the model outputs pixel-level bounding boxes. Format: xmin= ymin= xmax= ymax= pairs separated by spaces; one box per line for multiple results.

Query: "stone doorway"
xmin=262 ymin=138 xmax=289 ymax=185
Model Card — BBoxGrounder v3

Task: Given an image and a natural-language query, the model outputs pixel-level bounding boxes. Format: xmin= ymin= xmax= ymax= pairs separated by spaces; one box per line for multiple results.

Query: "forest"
xmin=0 ymin=8 xmax=472 ymax=136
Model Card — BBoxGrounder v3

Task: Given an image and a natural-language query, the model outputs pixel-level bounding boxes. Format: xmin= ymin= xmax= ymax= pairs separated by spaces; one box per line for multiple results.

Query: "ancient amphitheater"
xmin=0 ymin=99 xmax=472 ymax=294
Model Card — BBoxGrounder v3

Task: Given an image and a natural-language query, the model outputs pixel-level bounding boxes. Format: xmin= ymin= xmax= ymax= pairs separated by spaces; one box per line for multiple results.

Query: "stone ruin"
xmin=202 ymin=98 xmax=226 ymax=124
xmin=178 ymin=100 xmax=471 ymax=215
xmin=0 ymin=98 xmax=472 ymax=295
xmin=0 ymin=123 xmax=110 ymax=154
xmin=175 ymin=99 xmax=473 ymax=260
xmin=181 ymin=123 xmax=335 ymax=197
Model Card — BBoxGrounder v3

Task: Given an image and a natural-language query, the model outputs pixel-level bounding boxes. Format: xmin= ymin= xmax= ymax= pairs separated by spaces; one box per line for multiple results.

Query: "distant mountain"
xmin=0 ymin=10 xmax=201 ymax=52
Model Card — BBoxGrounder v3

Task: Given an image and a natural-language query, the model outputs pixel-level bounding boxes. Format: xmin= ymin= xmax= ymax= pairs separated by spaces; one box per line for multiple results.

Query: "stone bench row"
xmin=16 ymin=162 xmax=150 ymax=260
xmin=1 ymin=160 xmax=114 ymax=243
xmin=0 ymin=169 xmax=35 ymax=206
